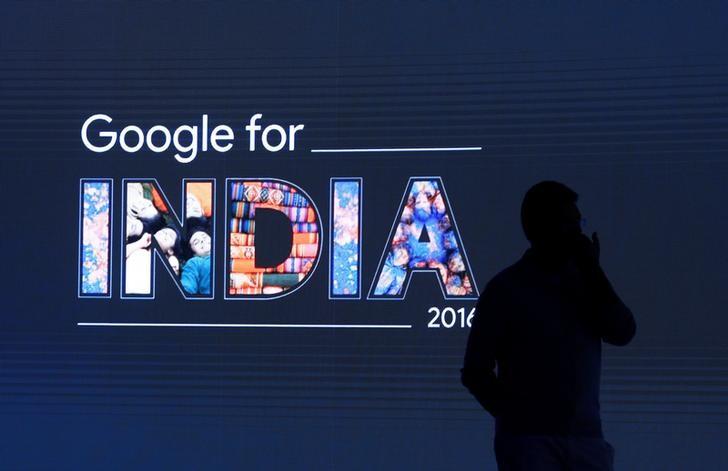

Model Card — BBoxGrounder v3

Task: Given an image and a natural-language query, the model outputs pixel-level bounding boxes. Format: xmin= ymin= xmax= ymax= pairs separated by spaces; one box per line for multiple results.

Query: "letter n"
xmin=121 ymin=178 xmax=215 ymax=299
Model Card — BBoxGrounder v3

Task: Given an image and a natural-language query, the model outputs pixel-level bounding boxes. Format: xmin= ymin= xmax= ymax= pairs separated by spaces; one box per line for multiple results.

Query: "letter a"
xmin=368 ymin=177 xmax=478 ymax=300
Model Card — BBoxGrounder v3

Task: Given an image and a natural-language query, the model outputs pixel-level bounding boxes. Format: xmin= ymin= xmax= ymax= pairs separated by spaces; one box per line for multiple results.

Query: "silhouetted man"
xmin=462 ymin=181 xmax=636 ymax=470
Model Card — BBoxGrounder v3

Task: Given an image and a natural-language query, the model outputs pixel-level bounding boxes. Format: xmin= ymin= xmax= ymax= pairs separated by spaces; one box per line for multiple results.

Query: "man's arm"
xmin=583 ymin=263 xmax=637 ymax=346
xmin=461 ymin=281 xmax=506 ymax=418
xmin=574 ymin=232 xmax=637 ymax=346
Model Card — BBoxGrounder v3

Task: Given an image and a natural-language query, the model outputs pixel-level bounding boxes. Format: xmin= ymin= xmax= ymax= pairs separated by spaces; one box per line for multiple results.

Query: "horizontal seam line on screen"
xmin=77 ymin=323 xmax=412 ymax=329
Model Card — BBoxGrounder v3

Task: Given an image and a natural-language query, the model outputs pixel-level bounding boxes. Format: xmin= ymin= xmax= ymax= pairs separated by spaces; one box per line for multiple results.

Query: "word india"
xmin=79 ymin=177 xmax=479 ymax=301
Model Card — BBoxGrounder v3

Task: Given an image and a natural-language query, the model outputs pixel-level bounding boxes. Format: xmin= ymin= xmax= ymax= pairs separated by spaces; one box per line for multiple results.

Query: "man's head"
xmin=521 ymin=181 xmax=583 ymax=257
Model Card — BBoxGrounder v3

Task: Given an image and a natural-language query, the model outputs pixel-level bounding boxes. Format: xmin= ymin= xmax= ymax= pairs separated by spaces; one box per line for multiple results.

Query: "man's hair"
xmin=520 ymin=181 xmax=578 ymax=242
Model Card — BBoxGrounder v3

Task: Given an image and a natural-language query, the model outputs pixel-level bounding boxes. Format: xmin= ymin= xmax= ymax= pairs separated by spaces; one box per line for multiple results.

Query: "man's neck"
xmin=526 ymin=245 xmax=573 ymax=271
